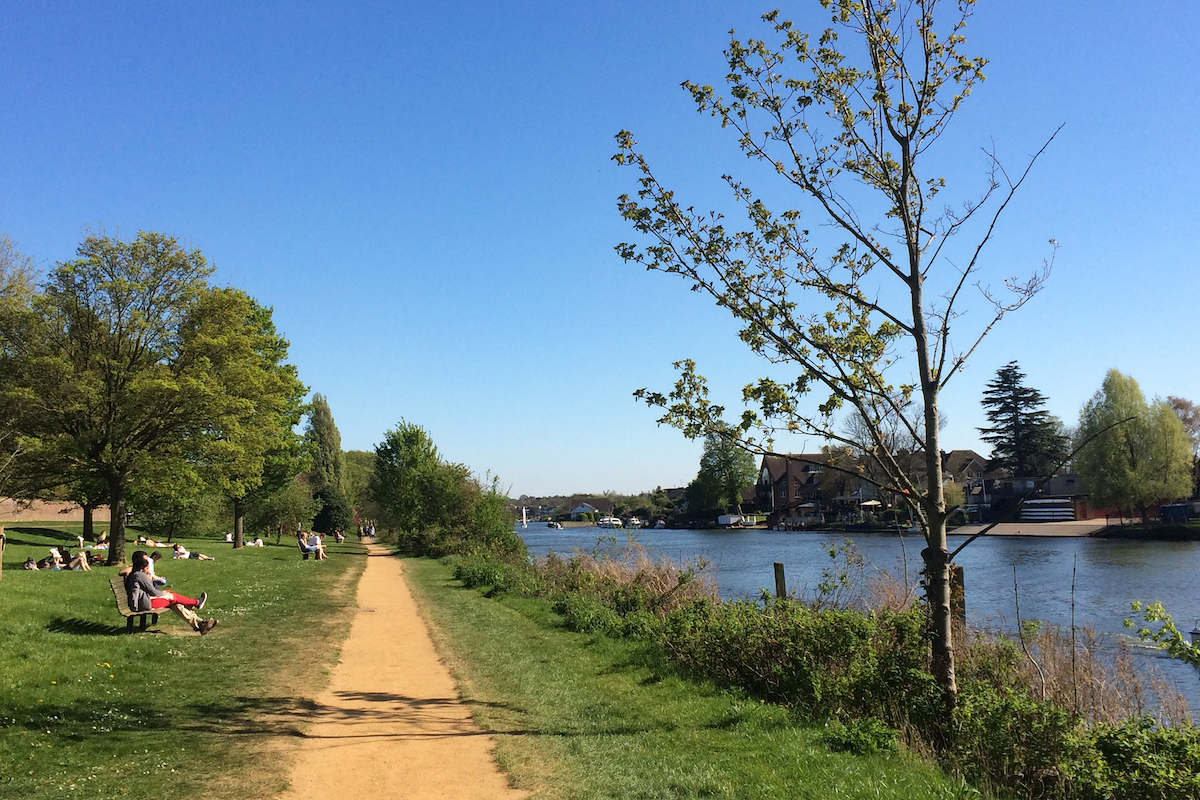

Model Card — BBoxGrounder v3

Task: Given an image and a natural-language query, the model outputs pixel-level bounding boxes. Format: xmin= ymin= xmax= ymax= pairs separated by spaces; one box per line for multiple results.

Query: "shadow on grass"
xmin=46 ymin=617 xmax=130 ymax=636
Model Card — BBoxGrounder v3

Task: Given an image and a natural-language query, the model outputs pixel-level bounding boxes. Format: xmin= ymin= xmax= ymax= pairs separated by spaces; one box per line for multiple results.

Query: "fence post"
xmin=773 ymin=562 xmax=786 ymax=598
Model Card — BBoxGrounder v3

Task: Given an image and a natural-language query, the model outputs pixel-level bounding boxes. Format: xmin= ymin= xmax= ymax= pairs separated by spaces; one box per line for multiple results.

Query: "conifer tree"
xmin=978 ymin=361 xmax=1068 ymax=477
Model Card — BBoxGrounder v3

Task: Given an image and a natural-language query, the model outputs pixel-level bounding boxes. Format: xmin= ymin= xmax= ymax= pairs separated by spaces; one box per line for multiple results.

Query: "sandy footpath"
xmin=278 ymin=545 xmax=526 ymax=800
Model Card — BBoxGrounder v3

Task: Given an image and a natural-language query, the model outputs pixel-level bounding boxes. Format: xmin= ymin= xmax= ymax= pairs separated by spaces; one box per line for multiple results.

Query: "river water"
xmin=518 ymin=523 xmax=1200 ymax=709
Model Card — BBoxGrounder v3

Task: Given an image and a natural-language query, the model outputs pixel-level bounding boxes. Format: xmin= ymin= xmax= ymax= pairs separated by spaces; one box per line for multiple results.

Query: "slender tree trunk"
xmin=909 ymin=223 xmax=958 ymax=710
xmin=233 ymin=497 xmax=245 ymax=549
xmin=105 ymin=474 xmax=127 ymax=566
xmin=82 ymin=503 xmax=95 ymax=541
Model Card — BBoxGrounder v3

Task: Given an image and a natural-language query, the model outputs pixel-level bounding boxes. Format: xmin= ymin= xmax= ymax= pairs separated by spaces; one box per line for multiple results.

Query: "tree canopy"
xmin=978 ymin=361 xmax=1068 ymax=478
xmin=305 ymin=393 xmax=352 ymax=533
xmin=1074 ymin=370 xmax=1192 ymax=524
xmin=687 ymin=432 xmax=757 ymax=515
xmin=0 ymin=230 xmax=305 ymax=562
xmin=615 ymin=1 xmax=1056 ymax=707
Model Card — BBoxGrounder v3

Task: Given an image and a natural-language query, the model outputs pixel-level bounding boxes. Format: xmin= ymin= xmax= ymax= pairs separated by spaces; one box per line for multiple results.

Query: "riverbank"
xmin=403 ymin=556 xmax=961 ymax=799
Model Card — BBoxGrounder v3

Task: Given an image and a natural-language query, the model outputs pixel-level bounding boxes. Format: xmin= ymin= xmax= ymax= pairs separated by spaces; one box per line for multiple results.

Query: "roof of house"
xmin=760 ymin=453 xmax=832 ymax=484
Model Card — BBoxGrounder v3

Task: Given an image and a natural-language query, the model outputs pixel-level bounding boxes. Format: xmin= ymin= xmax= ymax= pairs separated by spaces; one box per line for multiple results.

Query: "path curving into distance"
xmin=279 ymin=544 xmax=526 ymax=800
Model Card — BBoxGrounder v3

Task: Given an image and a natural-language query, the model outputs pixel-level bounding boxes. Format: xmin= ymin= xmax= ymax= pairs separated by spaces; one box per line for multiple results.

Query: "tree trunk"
xmin=105 ymin=474 xmax=127 ymax=566
xmin=233 ymin=497 xmax=245 ymax=549
xmin=82 ymin=503 xmax=95 ymax=541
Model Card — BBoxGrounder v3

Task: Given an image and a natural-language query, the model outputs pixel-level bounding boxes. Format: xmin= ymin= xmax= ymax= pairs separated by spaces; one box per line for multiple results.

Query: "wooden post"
xmin=0 ymin=525 xmax=5 ymax=580
xmin=950 ymin=563 xmax=965 ymax=624
xmin=773 ymin=562 xmax=786 ymax=598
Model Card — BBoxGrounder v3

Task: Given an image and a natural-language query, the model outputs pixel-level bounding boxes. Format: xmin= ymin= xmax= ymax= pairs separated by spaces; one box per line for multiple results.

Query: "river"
xmin=518 ymin=523 xmax=1200 ymax=709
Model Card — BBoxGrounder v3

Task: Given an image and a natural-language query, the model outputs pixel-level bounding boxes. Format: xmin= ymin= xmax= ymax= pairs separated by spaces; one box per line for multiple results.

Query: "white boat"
xmin=628 ymin=517 xmax=643 ymax=528
xmin=597 ymin=515 xmax=623 ymax=528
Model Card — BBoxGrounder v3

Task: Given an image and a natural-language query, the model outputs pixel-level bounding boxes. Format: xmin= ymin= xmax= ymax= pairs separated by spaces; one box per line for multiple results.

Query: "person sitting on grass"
xmin=172 ymin=543 xmax=215 ymax=561
xmin=120 ymin=551 xmax=217 ymax=635
xmin=68 ymin=549 xmax=92 ymax=571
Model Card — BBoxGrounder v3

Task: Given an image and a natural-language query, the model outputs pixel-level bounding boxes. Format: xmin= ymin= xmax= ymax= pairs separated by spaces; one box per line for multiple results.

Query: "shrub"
xmin=658 ymin=596 xmax=939 ymax=729
xmin=946 ymin=683 xmax=1077 ymax=798
xmin=824 ymin=717 xmax=899 ymax=755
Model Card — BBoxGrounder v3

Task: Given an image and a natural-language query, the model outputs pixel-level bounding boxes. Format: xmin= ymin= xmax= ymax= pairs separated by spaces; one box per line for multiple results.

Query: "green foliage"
xmin=946 ymin=683 xmax=1077 ymax=798
xmin=1075 ymin=370 xmax=1193 ymax=520
xmin=1126 ymin=601 xmax=1200 ymax=670
xmin=342 ymin=449 xmax=376 ymax=510
xmin=824 ymin=717 xmax=899 ymax=756
xmin=305 ymin=393 xmax=345 ymax=495
xmin=1067 ymin=717 xmax=1200 ymax=800
xmin=370 ymin=420 xmax=523 ymax=558
xmin=1 ymin=231 xmax=306 ymax=561
xmin=312 ymin=484 xmax=353 ymax=534
xmin=249 ymin=473 xmax=319 ymax=539
xmin=659 ymin=596 xmax=939 ymax=728
xmin=978 ymin=361 xmax=1070 ymax=478
xmin=686 ymin=430 xmax=757 ymax=514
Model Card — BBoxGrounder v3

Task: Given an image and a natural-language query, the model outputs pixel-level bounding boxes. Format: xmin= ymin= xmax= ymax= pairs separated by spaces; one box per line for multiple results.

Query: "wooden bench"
xmin=108 ymin=576 xmax=160 ymax=632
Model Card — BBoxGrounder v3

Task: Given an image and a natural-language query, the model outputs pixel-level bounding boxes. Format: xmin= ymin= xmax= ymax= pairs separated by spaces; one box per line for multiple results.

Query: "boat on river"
xmin=598 ymin=515 xmax=623 ymax=528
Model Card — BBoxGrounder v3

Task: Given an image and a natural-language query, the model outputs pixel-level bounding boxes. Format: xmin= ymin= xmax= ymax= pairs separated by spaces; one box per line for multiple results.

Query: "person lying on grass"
xmin=171 ymin=544 xmax=215 ymax=561
xmin=120 ymin=550 xmax=218 ymax=635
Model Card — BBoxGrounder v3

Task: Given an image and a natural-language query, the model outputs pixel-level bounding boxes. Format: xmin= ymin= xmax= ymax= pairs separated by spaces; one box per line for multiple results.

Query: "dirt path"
xmin=279 ymin=545 xmax=526 ymax=800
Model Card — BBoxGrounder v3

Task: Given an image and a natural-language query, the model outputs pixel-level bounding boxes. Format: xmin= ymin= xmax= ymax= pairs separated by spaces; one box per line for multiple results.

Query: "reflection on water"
xmin=519 ymin=523 xmax=1200 ymax=708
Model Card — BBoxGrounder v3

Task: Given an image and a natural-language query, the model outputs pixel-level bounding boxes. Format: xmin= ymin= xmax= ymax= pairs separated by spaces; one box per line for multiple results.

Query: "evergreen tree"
xmin=978 ymin=362 xmax=1068 ymax=477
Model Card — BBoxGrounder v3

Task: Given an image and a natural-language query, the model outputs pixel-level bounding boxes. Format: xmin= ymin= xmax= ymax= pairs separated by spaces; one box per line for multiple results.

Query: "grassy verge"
xmin=0 ymin=523 xmax=366 ymax=799
xmin=403 ymin=556 xmax=968 ymax=800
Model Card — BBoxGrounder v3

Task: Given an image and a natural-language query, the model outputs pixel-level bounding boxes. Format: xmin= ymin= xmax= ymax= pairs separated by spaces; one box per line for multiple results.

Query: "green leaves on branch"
xmin=1126 ymin=601 xmax=1200 ymax=671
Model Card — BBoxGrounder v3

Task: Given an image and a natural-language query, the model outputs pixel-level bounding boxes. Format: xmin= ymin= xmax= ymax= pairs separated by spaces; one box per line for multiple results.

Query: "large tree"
xmin=615 ymin=1 xmax=1055 ymax=707
xmin=1167 ymin=395 xmax=1200 ymax=498
xmin=305 ymin=393 xmax=352 ymax=533
xmin=978 ymin=361 xmax=1068 ymax=477
xmin=369 ymin=420 xmax=472 ymax=535
xmin=203 ymin=293 xmax=308 ymax=548
xmin=687 ymin=430 xmax=757 ymax=514
xmin=0 ymin=231 xmax=299 ymax=563
xmin=1074 ymin=370 xmax=1192 ymax=525
xmin=0 ymin=233 xmax=36 ymax=492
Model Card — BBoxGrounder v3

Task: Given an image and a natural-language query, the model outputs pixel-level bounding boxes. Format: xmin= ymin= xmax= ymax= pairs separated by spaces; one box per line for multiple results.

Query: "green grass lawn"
xmin=0 ymin=523 xmax=366 ymax=799
xmin=404 ymin=557 xmax=972 ymax=800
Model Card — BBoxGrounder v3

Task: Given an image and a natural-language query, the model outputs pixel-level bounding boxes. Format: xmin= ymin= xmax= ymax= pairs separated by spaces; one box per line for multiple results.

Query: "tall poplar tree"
xmin=977 ymin=361 xmax=1068 ymax=477
xmin=305 ymin=394 xmax=351 ymax=533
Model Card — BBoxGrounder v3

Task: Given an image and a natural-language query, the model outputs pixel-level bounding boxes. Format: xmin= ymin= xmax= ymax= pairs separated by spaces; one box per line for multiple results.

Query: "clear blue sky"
xmin=2 ymin=2 xmax=1197 ymax=497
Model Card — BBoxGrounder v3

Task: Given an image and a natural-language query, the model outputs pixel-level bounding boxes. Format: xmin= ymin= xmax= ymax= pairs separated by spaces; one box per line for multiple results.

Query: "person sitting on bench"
xmin=121 ymin=551 xmax=217 ymax=635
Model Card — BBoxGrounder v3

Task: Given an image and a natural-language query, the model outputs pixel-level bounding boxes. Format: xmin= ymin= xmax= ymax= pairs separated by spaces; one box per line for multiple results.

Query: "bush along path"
xmin=279 ymin=543 xmax=525 ymax=800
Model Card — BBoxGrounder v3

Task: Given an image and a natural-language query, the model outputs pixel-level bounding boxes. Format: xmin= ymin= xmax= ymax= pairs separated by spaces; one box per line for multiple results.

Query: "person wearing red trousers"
xmin=121 ymin=550 xmax=218 ymax=635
